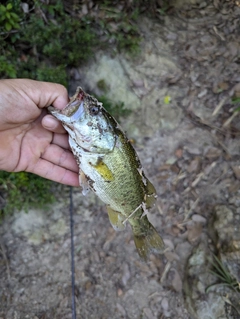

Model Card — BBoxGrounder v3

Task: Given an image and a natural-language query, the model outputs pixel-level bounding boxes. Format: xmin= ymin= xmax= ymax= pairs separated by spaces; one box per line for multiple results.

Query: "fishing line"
xmin=69 ymin=186 xmax=76 ymax=319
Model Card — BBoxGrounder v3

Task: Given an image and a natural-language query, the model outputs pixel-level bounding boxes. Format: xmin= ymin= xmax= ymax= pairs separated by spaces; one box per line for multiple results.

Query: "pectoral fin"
xmin=91 ymin=159 xmax=114 ymax=182
xmin=107 ymin=206 xmax=126 ymax=231
xmin=79 ymin=171 xmax=90 ymax=195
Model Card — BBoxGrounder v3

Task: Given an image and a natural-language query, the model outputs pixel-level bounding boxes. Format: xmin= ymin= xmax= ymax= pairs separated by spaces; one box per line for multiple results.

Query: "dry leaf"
xmin=187 ymin=222 xmax=203 ymax=244
xmin=171 ymin=269 xmax=182 ymax=292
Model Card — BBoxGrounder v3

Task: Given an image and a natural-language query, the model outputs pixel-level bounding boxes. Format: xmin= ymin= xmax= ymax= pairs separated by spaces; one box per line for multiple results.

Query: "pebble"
xmin=192 ymin=214 xmax=207 ymax=224
xmin=197 ymin=89 xmax=208 ymax=98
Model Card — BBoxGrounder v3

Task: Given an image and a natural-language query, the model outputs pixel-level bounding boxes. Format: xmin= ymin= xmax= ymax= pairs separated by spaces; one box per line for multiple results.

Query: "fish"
xmin=48 ymin=87 xmax=164 ymax=260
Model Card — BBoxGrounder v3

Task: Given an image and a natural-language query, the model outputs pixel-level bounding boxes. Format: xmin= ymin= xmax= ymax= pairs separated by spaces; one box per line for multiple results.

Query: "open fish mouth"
xmin=48 ymin=97 xmax=86 ymax=125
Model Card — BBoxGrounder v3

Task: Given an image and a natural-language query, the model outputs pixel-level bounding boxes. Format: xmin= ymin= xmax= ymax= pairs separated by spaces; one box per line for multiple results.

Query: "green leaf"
xmin=14 ymin=22 xmax=20 ymax=29
xmin=6 ymin=3 xmax=13 ymax=10
xmin=5 ymin=21 xmax=12 ymax=31
xmin=8 ymin=69 xmax=17 ymax=78
xmin=0 ymin=5 xmax=6 ymax=13
xmin=10 ymin=12 xmax=19 ymax=21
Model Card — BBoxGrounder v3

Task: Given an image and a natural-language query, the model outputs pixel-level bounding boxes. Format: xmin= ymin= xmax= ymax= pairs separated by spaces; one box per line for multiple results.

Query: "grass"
xmin=206 ymin=254 xmax=240 ymax=293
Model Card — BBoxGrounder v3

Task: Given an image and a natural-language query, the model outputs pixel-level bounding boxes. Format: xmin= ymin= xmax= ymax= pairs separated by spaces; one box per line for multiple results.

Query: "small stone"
xmin=117 ymin=288 xmax=123 ymax=297
xmin=198 ymin=89 xmax=207 ymax=98
xmin=185 ymin=146 xmax=202 ymax=155
xmin=171 ymin=269 xmax=182 ymax=292
xmin=192 ymin=214 xmax=207 ymax=224
xmin=161 ymin=297 xmax=169 ymax=311
xmin=166 ymin=157 xmax=177 ymax=165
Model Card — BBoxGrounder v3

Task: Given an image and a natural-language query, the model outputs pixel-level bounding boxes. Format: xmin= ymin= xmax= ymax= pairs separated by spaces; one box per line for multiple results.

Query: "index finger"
xmin=9 ymin=79 xmax=69 ymax=110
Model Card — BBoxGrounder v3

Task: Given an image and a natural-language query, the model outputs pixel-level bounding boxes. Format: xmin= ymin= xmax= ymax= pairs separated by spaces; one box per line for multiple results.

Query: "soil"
xmin=1 ymin=1 xmax=240 ymax=318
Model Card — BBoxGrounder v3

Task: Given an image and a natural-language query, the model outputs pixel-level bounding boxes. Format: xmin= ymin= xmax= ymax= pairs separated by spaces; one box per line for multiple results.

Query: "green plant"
xmin=0 ymin=2 xmax=20 ymax=31
xmin=206 ymin=254 xmax=240 ymax=293
xmin=0 ymin=171 xmax=56 ymax=216
xmin=36 ymin=64 xmax=68 ymax=87
xmin=0 ymin=1 xmax=97 ymax=82
xmin=0 ymin=55 xmax=17 ymax=78
xmin=21 ymin=5 xmax=96 ymax=66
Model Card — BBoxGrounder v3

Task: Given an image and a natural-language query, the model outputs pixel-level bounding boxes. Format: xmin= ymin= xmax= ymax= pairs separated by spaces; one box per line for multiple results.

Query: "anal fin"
xmin=107 ymin=206 xmax=126 ymax=231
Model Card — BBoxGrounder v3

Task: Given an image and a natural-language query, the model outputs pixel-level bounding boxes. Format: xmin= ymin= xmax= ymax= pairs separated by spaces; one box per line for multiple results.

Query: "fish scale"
xmin=48 ymin=87 xmax=165 ymax=260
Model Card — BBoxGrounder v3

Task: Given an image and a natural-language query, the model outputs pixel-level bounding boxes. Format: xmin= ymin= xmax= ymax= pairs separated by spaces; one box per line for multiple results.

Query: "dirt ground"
xmin=1 ymin=1 xmax=240 ymax=318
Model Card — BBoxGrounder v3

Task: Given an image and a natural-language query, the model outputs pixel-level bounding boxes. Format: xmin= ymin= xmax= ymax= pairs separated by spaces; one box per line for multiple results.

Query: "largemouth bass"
xmin=49 ymin=87 xmax=164 ymax=260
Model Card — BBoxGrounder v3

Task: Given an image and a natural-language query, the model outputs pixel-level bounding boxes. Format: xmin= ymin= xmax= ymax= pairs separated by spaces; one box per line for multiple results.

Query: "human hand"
xmin=0 ymin=79 xmax=79 ymax=186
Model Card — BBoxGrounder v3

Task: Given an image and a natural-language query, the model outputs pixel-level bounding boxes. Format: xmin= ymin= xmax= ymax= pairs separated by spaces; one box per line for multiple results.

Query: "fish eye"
xmin=89 ymin=105 xmax=99 ymax=115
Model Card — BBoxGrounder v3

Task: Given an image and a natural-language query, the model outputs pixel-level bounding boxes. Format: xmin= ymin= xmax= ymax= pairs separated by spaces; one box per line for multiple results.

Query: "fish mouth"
xmin=60 ymin=87 xmax=86 ymax=118
xmin=68 ymin=100 xmax=85 ymax=122
xmin=48 ymin=99 xmax=85 ymax=122
xmin=61 ymin=99 xmax=84 ymax=118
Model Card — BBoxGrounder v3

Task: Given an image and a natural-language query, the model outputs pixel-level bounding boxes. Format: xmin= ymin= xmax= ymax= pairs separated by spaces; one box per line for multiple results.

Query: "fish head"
xmin=48 ymin=87 xmax=116 ymax=153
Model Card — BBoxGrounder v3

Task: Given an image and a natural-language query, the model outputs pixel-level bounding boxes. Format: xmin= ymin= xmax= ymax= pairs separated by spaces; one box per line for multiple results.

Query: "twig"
xmin=212 ymin=96 xmax=228 ymax=117
xmin=160 ymin=261 xmax=171 ymax=283
xmin=172 ymin=171 xmax=186 ymax=186
xmin=223 ymin=111 xmax=238 ymax=127
xmin=183 ymin=162 xmax=217 ymax=194
xmin=183 ymin=198 xmax=200 ymax=222
xmin=213 ymin=26 xmax=225 ymax=41
xmin=157 ymin=204 xmax=164 ymax=216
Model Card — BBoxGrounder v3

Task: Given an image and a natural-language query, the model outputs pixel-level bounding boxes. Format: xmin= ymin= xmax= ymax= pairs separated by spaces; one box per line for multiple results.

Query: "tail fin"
xmin=133 ymin=224 xmax=165 ymax=261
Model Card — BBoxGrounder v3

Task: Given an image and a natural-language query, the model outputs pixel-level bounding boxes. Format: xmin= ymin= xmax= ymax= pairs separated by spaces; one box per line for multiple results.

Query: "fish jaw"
xmin=48 ymin=88 xmax=116 ymax=154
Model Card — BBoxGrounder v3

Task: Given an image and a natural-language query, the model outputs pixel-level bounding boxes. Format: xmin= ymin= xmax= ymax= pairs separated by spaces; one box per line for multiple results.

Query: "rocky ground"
xmin=1 ymin=1 xmax=240 ymax=318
